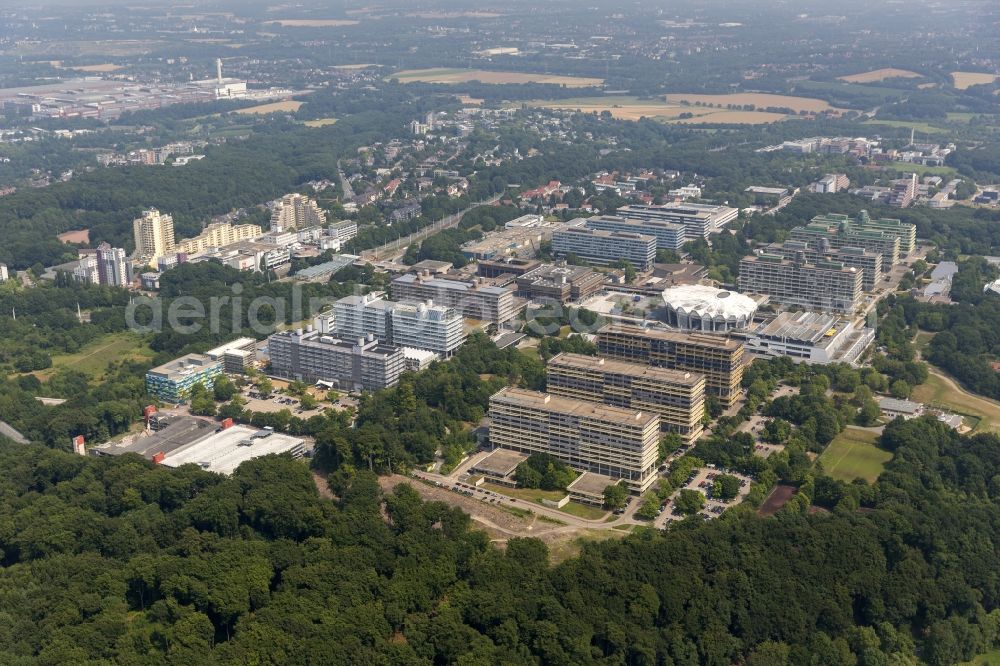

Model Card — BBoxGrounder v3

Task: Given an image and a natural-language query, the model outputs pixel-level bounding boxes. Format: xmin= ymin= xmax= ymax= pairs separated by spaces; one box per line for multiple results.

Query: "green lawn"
xmin=482 ymin=483 xmax=608 ymax=520
xmin=557 ymin=501 xmax=608 ymax=520
xmin=817 ymin=428 xmax=892 ymax=483
xmin=29 ymin=331 xmax=155 ymax=381
xmin=885 ymin=161 xmax=958 ymax=177
xmin=912 ymin=370 xmax=1000 ymax=433
xmin=961 ymin=650 xmax=1000 ymax=665
xmin=864 ymin=119 xmax=945 ymax=133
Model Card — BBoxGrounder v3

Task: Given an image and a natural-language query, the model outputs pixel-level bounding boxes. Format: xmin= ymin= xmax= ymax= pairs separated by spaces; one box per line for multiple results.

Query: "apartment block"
xmin=96 ymin=242 xmax=131 ymax=287
xmin=268 ymin=329 xmax=404 ymax=392
xmin=175 ymin=222 xmax=263 ymax=255
xmin=515 ymin=263 xmax=604 ymax=303
xmin=133 ymin=209 xmax=175 ymax=264
xmin=270 ymin=193 xmax=326 ymax=231
xmin=145 ymin=354 xmax=223 ymax=404
xmin=596 ymin=324 xmax=746 ymax=407
xmin=391 ymin=273 xmax=516 ymax=323
xmin=488 ymin=387 xmax=662 ymax=493
xmin=739 ymin=254 xmax=863 ymax=313
xmin=616 ymin=203 xmax=739 ymax=239
xmin=547 ymin=353 xmax=706 ymax=440
xmin=764 ymin=241 xmax=882 ymax=292
xmin=551 ymin=226 xmax=656 ymax=270
xmin=583 ymin=215 xmax=686 ymax=252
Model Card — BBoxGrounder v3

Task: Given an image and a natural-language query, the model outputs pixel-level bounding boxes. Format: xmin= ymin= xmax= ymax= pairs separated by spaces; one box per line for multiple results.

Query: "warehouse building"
xmin=547 ymin=353 xmax=706 ymax=441
xmin=596 ymin=324 xmax=746 ymax=407
xmin=488 ymin=387 xmax=661 ymax=493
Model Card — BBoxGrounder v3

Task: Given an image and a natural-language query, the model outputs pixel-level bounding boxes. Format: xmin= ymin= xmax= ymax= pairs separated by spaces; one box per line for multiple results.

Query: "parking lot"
xmin=656 ymin=467 xmax=754 ymax=527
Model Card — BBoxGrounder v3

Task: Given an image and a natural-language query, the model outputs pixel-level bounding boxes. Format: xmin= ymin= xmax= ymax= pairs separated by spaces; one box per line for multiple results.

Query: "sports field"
xmin=391 ymin=68 xmax=603 ymax=87
xmin=30 ymin=332 xmax=155 ymax=382
xmin=664 ymin=92 xmax=842 ymax=113
xmin=236 ymin=100 xmax=303 ymax=115
xmin=951 ymin=71 xmax=998 ymax=89
xmin=838 ymin=68 xmax=921 ymax=83
xmin=817 ymin=428 xmax=892 ymax=483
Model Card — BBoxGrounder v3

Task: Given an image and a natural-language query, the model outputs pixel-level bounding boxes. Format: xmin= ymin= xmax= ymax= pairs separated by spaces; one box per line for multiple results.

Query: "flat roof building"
xmin=488 ymin=387 xmax=661 ymax=493
xmin=206 ymin=337 xmax=259 ymax=374
xmin=469 ymin=448 xmax=529 ymax=486
xmin=160 ymin=424 xmax=306 ymax=476
xmin=551 ymin=226 xmax=656 ymax=270
xmin=268 ymin=329 xmax=404 ymax=392
xmin=616 ymin=203 xmax=739 ymax=240
xmin=596 ymin=324 xmax=746 ymax=407
xmin=547 ymin=353 xmax=706 ymax=441
xmin=133 ymin=209 xmax=175 ymax=265
xmin=477 ymin=257 xmax=542 ymax=279
xmin=515 ymin=263 xmax=604 ymax=303
xmin=145 ymin=354 xmax=223 ymax=404
xmin=391 ymin=273 xmax=517 ymax=324
xmin=583 ymin=215 xmax=686 ymax=252
xmin=765 ymin=241 xmax=882 ymax=292
xmin=808 ymin=210 xmax=916 ymax=256
xmin=739 ymin=254 xmax=863 ymax=314
xmin=330 ymin=293 xmax=467 ymax=356
xmin=566 ymin=472 xmax=620 ymax=506
xmin=736 ymin=311 xmax=875 ymax=365
xmin=176 ymin=222 xmax=263 ymax=255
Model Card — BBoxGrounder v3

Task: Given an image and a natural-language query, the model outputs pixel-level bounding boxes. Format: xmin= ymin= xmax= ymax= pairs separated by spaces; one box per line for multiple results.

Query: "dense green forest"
xmin=0 ymin=413 xmax=998 ymax=663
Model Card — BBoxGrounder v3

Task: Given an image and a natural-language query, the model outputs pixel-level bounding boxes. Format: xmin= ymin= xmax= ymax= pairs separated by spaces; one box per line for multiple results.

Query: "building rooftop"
xmin=754 ymin=312 xmax=849 ymax=348
xmin=411 ymin=259 xmax=453 ymax=273
xmin=294 ymin=254 xmax=360 ymax=279
xmin=878 ymin=397 xmax=922 ymax=415
xmin=662 ymin=285 xmax=758 ymax=321
xmin=101 ymin=415 xmax=216 ymax=458
xmin=147 ymin=354 xmax=219 ymax=380
xmin=599 ymin=323 xmax=744 ymax=351
xmin=160 ymin=424 xmax=305 ymax=476
xmin=492 ymin=387 xmax=659 ymax=427
xmin=205 ymin=337 xmax=257 ymax=359
xmin=549 ymin=352 xmax=704 ymax=387
xmin=567 ymin=471 xmax=619 ymax=496
xmin=472 ymin=449 xmax=528 ymax=477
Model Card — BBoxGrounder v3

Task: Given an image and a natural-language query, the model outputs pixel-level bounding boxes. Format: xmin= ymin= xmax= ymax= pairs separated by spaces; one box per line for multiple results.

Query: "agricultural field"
xmin=838 ymin=68 xmax=922 ymax=83
xmin=50 ymin=61 xmax=123 ymax=73
xmin=27 ymin=332 xmax=155 ymax=382
xmin=265 ymin=19 xmax=360 ymax=27
xmin=664 ymin=92 xmax=843 ymax=113
xmin=817 ymin=428 xmax=892 ymax=483
xmin=391 ymin=68 xmax=603 ymax=87
xmin=522 ymin=96 xmax=791 ymax=124
xmin=951 ymin=71 xmax=999 ymax=89
xmin=864 ymin=118 xmax=946 ymax=133
xmin=236 ymin=100 xmax=303 ymax=115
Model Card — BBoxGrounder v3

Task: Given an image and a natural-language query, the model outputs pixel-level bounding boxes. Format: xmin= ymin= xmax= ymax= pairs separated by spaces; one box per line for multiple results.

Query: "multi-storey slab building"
xmin=547 ymin=353 xmax=706 ymax=440
xmin=270 ymin=193 xmax=326 ymax=231
xmin=488 ymin=387 xmax=661 ymax=492
xmin=764 ymin=241 xmax=883 ymax=292
xmin=515 ymin=263 xmax=604 ymax=303
xmin=145 ymin=354 xmax=223 ymax=404
xmin=596 ymin=324 xmax=746 ymax=407
xmin=332 ymin=293 xmax=395 ymax=341
xmin=736 ymin=312 xmax=875 ymax=365
xmin=267 ymin=329 xmax=404 ymax=392
xmin=739 ymin=254 xmax=863 ymax=313
xmin=582 ymin=215 xmax=686 ymax=252
xmin=175 ymin=222 xmax=263 ymax=255
xmin=809 ymin=210 xmax=916 ymax=255
xmin=133 ymin=209 xmax=176 ymax=264
xmin=616 ymin=203 xmax=740 ymax=239
xmin=551 ymin=226 xmax=657 ymax=270
xmin=391 ymin=273 xmax=516 ymax=323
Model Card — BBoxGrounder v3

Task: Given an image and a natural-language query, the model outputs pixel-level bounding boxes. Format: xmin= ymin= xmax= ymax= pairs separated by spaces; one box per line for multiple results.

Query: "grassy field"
xmin=863 ymin=118 xmax=946 ymax=133
xmin=961 ymin=650 xmax=1000 ymax=665
xmin=302 ymin=117 xmax=337 ymax=127
xmin=482 ymin=483 xmax=607 ymax=520
xmin=670 ymin=110 xmax=788 ymax=124
xmin=817 ymin=428 xmax=892 ymax=483
xmin=951 ymin=71 xmax=998 ymax=89
xmin=912 ymin=371 xmax=1000 ymax=433
xmin=838 ymin=68 xmax=922 ymax=83
xmin=28 ymin=332 xmax=155 ymax=382
xmin=885 ymin=162 xmax=957 ymax=177
xmin=391 ymin=68 xmax=604 ymax=87
xmin=236 ymin=100 xmax=303 ymax=115
xmin=664 ymin=92 xmax=842 ymax=113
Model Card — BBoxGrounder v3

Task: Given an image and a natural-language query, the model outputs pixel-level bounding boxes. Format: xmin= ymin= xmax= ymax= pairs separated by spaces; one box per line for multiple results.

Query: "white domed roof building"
xmin=662 ymin=285 xmax=757 ymax=332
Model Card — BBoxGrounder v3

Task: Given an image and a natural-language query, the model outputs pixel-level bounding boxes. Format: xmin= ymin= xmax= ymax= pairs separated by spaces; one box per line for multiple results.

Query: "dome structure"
xmin=662 ymin=285 xmax=757 ymax=332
